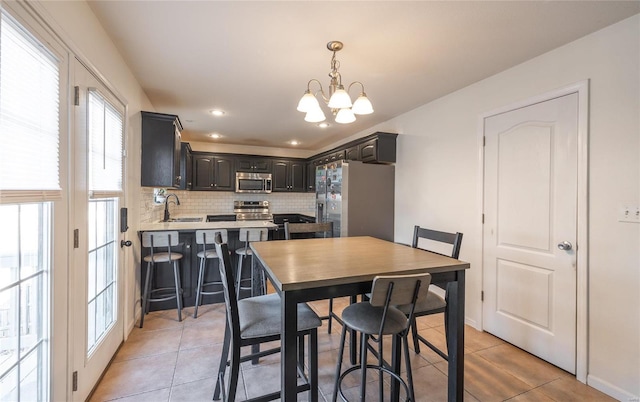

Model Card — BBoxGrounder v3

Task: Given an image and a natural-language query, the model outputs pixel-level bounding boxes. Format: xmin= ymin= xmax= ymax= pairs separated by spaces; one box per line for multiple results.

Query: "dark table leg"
xmin=281 ymin=291 xmax=299 ymax=402
xmin=349 ymin=294 xmax=358 ymax=365
xmin=446 ymin=270 xmax=465 ymax=401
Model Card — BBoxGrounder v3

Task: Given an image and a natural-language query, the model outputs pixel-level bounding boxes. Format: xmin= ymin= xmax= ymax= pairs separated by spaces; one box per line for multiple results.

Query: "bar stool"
xmin=235 ymin=227 xmax=268 ymax=297
xmin=194 ymin=229 xmax=228 ymax=318
xmin=332 ymin=273 xmax=432 ymax=402
xmin=140 ymin=231 xmax=183 ymax=328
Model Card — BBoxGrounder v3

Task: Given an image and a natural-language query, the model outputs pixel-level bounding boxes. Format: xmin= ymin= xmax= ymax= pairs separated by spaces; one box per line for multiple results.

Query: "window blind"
xmin=88 ymin=89 xmax=123 ymax=196
xmin=0 ymin=11 xmax=61 ymax=197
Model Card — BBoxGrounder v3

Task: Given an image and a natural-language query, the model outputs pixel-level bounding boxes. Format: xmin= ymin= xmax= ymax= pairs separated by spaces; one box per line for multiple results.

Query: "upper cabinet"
xmin=192 ymin=153 xmax=235 ymax=191
xmin=272 ymin=159 xmax=306 ymax=192
xmin=236 ymin=157 xmax=272 ymax=173
xmin=178 ymin=142 xmax=193 ymax=190
xmin=141 ymin=111 xmax=183 ymax=187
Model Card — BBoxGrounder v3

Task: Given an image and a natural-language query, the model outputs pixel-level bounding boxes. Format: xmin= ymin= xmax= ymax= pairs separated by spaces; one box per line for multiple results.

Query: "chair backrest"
xmin=412 ymin=225 xmax=463 ymax=259
xmin=214 ymin=233 xmax=241 ymax=339
xmin=369 ymin=273 xmax=432 ymax=308
xmin=239 ymin=227 xmax=269 ymax=242
xmin=195 ymin=229 xmax=228 ymax=245
xmin=284 ymin=222 xmax=333 ymax=240
xmin=141 ymin=231 xmax=180 ymax=248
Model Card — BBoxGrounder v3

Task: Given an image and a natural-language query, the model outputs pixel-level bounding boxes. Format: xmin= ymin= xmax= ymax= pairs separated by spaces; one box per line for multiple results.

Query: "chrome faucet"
xmin=163 ymin=193 xmax=180 ymax=222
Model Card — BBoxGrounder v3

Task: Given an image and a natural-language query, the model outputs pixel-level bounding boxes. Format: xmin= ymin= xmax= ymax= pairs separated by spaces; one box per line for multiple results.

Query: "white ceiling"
xmin=87 ymin=1 xmax=639 ymax=151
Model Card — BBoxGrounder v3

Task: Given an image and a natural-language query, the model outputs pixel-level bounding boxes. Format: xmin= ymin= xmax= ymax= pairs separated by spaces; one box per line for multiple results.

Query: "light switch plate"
xmin=618 ymin=205 xmax=640 ymax=223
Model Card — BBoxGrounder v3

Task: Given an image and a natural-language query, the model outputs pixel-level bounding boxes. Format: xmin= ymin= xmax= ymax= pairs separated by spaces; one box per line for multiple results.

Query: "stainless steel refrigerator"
xmin=316 ymin=160 xmax=395 ymax=241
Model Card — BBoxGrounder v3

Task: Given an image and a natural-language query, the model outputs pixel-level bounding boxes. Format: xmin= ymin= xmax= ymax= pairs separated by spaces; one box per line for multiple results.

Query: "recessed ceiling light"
xmin=209 ymin=133 xmax=223 ymax=139
xmin=209 ymin=109 xmax=225 ymax=116
xmin=289 ymin=140 xmax=300 ymax=146
xmin=317 ymin=122 xmax=330 ymax=128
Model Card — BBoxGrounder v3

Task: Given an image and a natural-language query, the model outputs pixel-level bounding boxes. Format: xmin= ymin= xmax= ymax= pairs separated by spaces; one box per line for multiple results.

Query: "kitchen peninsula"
xmin=138 ymin=217 xmax=277 ymax=311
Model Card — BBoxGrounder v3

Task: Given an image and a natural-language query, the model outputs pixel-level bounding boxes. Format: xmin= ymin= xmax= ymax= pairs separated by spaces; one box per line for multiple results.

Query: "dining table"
xmin=250 ymin=236 xmax=470 ymax=402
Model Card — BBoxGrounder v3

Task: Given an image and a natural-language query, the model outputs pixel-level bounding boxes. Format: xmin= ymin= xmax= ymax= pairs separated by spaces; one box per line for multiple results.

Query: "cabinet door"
xmin=141 ymin=111 xmax=182 ymax=187
xmin=290 ymin=161 xmax=306 ymax=192
xmin=272 ymin=160 xmax=289 ymax=192
xmin=359 ymin=139 xmax=378 ymax=162
xmin=306 ymin=162 xmax=316 ymax=192
xmin=345 ymin=145 xmax=360 ymax=161
xmin=172 ymin=123 xmax=182 ymax=187
xmin=192 ymin=154 xmax=214 ymax=190
xmin=179 ymin=143 xmax=192 ymax=190
xmin=237 ymin=157 xmax=271 ymax=172
xmin=214 ymin=157 xmax=234 ymax=191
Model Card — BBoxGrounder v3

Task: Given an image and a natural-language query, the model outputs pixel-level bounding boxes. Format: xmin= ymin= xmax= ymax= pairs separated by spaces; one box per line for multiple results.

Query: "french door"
xmin=70 ymin=58 xmax=126 ymax=401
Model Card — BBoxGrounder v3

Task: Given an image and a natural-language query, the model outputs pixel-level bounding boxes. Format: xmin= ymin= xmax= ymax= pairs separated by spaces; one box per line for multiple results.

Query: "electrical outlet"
xmin=618 ymin=205 xmax=640 ymax=223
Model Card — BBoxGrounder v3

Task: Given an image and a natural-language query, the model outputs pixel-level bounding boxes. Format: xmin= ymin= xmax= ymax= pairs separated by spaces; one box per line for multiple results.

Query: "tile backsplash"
xmin=139 ymin=187 xmax=316 ymax=223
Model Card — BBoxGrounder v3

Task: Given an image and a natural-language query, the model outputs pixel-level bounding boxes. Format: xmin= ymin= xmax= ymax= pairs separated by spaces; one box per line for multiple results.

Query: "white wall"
xmin=362 ymin=14 xmax=639 ymax=400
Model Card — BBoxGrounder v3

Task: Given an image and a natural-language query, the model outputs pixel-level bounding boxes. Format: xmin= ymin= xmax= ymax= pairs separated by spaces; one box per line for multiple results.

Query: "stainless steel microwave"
xmin=235 ymin=172 xmax=272 ymax=193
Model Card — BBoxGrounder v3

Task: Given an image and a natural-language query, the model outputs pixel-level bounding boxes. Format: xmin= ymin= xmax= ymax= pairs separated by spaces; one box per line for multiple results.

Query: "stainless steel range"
xmin=234 ymin=200 xmax=273 ymax=221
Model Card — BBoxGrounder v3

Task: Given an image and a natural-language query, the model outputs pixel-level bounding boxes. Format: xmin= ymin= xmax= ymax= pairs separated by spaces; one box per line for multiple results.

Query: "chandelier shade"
xmin=297 ymin=41 xmax=372 ymax=124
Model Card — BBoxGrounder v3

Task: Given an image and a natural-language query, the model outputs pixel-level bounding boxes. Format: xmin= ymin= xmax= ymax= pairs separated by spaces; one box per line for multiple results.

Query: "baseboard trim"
xmin=587 ymin=374 xmax=639 ymax=402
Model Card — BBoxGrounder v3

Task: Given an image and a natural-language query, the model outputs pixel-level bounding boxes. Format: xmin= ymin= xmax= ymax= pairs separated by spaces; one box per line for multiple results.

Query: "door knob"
xmin=121 ymin=240 xmax=132 ymax=248
xmin=557 ymin=241 xmax=572 ymax=251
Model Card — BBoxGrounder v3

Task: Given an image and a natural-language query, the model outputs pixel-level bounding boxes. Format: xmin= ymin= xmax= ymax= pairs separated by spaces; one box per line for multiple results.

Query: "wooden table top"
xmin=251 ymin=236 xmax=470 ymax=292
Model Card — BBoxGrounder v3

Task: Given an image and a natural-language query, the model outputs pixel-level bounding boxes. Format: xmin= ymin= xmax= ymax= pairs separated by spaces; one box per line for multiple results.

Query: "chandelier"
xmin=297 ymin=41 xmax=373 ymax=124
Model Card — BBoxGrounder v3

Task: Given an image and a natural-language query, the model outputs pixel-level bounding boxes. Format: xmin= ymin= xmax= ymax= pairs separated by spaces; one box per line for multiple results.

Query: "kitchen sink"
xmin=162 ymin=217 xmax=203 ymax=223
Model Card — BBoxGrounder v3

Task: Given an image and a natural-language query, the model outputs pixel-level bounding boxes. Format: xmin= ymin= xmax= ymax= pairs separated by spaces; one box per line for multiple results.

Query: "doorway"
xmin=481 ymin=82 xmax=588 ymax=379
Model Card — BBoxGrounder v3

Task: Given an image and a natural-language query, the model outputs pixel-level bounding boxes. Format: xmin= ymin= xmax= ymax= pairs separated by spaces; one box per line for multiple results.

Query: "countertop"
xmin=139 ymin=215 xmax=277 ymax=232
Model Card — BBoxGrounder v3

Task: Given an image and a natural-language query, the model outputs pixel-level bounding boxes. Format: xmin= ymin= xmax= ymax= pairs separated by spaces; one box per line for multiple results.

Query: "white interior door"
xmin=71 ymin=58 xmax=126 ymax=400
xmin=482 ymin=93 xmax=578 ymax=373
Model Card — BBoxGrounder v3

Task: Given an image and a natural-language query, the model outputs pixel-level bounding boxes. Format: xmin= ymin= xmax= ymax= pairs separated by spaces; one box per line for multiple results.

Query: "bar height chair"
xmin=140 ymin=231 xmax=183 ymax=328
xmin=193 ymin=229 xmax=228 ymax=318
xmin=284 ymin=221 xmax=339 ymax=333
xmin=332 ymin=273 xmax=432 ymax=402
xmin=403 ymin=225 xmax=463 ymax=360
xmin=235 ymin=227 xmax=269 ymax=298
xmin=212 ymin=233 xmax=322 ymax=402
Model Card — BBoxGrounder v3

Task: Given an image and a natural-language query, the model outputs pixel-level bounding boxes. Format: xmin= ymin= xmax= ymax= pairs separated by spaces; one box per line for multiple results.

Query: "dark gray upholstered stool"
xmin=140 ymin=231 xmax=183 ymax=328
xmin=284 ymin=221 xmax=339 ymax=333
xmin=235 ymin=227 xmax=268 ymax=298
xmin=333 ymin=273 xmax=432 ymax=402
xmin=193 ymin=229 xmax=228 ymax=318
xmin=212 ymin=234 xmax=322 ymax=402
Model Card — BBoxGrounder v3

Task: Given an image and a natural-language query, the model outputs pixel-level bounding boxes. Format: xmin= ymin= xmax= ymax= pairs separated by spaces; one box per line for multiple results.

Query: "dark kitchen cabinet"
xmin=272 ymin=159 xmax=306 ymax=192
xmin=345 ymin=144 xmax=360 ymax=161
xmin=358 ymin=134 xmax=396 ymax=163
xmin=306 ymin=161 xmax=316 ymax=192
xmin=141 ymin=111 xmax=183 ymax=187
xmin=192 ymin=153 xmax=234 ymax=191
xmin=236 ymin=157 xmax=271 ymax=173
xmin=178 ymin=142 xmax=192 ymax=190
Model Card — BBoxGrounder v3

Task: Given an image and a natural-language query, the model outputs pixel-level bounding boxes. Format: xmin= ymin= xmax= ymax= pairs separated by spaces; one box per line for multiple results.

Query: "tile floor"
xmin=90 ymin=298 xmax=615 ymax=402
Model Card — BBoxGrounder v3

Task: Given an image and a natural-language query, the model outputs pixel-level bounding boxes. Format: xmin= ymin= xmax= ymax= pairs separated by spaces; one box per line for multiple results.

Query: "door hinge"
xmin=481 ymin=291 xmax=484 ymax=302
xmin=483 ymin=136 xmax=486 ymax=147
xmin=72 ymin=371 xmax=78 ymax=391
xmin=74 ymin=86 xmax=80 ymax=106
xmin=482 ymin=214 xmax=484 ymax=224
xmin=73 ymin=229 xmax=79 ymax=249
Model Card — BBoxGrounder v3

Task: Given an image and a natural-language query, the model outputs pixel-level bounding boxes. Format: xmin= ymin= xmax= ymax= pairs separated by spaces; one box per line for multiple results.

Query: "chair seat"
xmin=396 ymin=290 xmax=446 ymax=315
xmin=238 ymin=293 xmax=321 ymax=339
xmin=143 ymin=252 xmax=183 ymax=263
xmin=235 ymin=247 xmax=252 ymax=256
xmin=341 ymin=302 xmax=408 ymax=335
xmin=196 ymin=249 xmax=219 ymax=259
